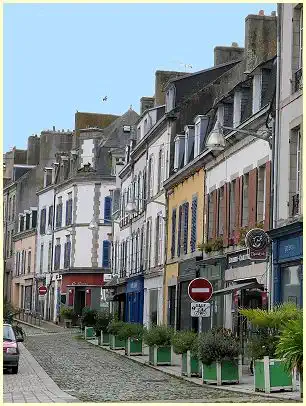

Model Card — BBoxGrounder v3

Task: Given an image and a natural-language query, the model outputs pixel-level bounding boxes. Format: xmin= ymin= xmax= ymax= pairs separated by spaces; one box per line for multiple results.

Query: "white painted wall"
xmin=76 ymin=184 xmax=95 ymax=224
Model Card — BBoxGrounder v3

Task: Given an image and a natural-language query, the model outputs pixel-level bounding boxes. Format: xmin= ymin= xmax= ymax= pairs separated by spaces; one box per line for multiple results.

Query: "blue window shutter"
xmin=184 ymin=202 xmax=189 ymax=254
xmin=103 ymin=240 xmax=110 ymax=268
xmin=273 ymin=264 xmax=281 ymax=305
xmin=191 ymin=197 xmax=198 ymax=252
xmin=177 ymin=206 xmax=182 ymax=257
xmin=171 ymin=209 xmax=176 ymax=258
xmin=104 ymin=196 xmax=112 ymax=223
xmin=48 ymin=206 xmax=53 ymax=226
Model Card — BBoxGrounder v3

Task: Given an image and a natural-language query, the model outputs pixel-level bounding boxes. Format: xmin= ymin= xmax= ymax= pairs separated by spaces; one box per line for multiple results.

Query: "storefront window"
xmin=149 ymin=289 xmax=158 ymax=326
xmin=281 ymin=264 xmax=302 ymax=307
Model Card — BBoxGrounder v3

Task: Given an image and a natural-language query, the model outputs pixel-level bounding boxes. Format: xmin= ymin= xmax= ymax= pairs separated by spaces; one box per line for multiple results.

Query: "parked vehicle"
xmin=3 ymin=323 xmax=24 ymax=374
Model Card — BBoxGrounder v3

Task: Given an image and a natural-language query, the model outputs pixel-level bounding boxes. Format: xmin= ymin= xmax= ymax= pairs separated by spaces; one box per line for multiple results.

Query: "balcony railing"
xmin=292 ymin=193 xmax=300 ymax=217
xmin=294 ymin=68 xmax=303 ymax=93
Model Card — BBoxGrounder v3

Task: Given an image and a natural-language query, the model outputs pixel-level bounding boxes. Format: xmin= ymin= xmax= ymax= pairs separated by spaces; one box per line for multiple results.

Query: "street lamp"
xmin=205 ymin=121 xmax=272 ymax=151
xmin=125 ymin=198 xmax=167 ymax=215
xmin=88 ymin=218 xmax=119 ymax=230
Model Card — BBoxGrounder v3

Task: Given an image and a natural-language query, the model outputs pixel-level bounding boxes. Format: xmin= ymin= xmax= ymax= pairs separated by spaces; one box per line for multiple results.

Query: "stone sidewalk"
xmin=86 ymin=338 xmax=301 ymax=402
xmin=3 ymin=343 xmax=79 ymax=403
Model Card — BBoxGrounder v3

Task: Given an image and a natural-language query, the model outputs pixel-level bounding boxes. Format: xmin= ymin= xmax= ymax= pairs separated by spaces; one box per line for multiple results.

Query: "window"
xmin=256 ymin=166 xmax=266 ymax=223
xmin=144 ymin=118 xmax=148 ymax=135
xmin=102 ymin=240 xmax=111 ymax=268
xmin=289 ymin=128 xmax=302 ymax=216
xmin=147 ymin=157 xmax=153 ymax=199
xmin=16 ymin=252 xmax=20 ymax=276
xmin=138 ymin=173 xmax=143 ymax=212
xmin=40 ymin=208 xmax=46 ymax=235
xmin=229 ymin=180 xmax=236 ymax=239
xmin=48 ymin=206 xmax=53 ymax=227
xmin=155 ymin=215 xmax=163 ymax=266
xmin=54 ymin=239 xmax=61 ymax=270
xmin=45 ymin=169 xmax=53 ymax=187
xmin=177 ymin=203 xmax=189 ymax=256
xmin=171 ymin=208 xmax=176 ymax=259
xmin=190 ymin=196 xmax=198 ymax=252
xmin=27 ymin=251 xmax=31 ymax=273
xmin=149 ymin=289 xmax=158 ymax=326
xmin=6 ymin=231 xmax=10 ymax=257
xmin=281 ymin=265 xmax=302 ymax=308
xmin=218 ymin=187 xmax=224 ymax=236
xmin=242 ymin=173 xmax=249 ymax=227
xmin=165 ymin=87 xmax=175 ymax=113
xmin=9 ymin=231 xmax=13 ymax=257
xmin=104 ymin=196 xmax=112 ymax=223
xmin=140 ymin=226 xmax=144 ymax=270
xmin=65 ymin=193 xmax=73 ymax=226
xmin=20 ymin=215 xmax=24 ymax=232
xmin=174 ymin=136 xmax=185 ymax=171
xmin=40 ymin=244 xmax=44 ymax=274
xmin=240 ymin=84 xmax=253 ymax=123
xmin=48 ymin=242 xmax=52 ymax=272
xmin=8 ymin=197 xmax=11 ymax=221
xmin=145 ymin=220 xmax=151 ymax=269
xmin=56 ymin=197 xmax=63 ymax=228
xmin=157 ymin=148 xmax=164 ymax=192
xmin=137 ymin=127 xmax=141 ymax=141
xmin=183 ymin=202 xmax=189 ymax=255
xmin=64 ymin=236 xmax=71 ymax=269
xmin=32 ymin=210 xmax=37 ymax=228
xmin=26 ymin=213 xmax=30 ymax=230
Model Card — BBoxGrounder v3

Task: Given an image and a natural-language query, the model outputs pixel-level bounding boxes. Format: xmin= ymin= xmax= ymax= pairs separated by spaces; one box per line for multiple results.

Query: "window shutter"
xmin=64 ymin=243 xmax=67 ymax=268
xmin=223 ymin=183 xmax=230 ymax=247
xmin=177 ymin=205 xmax=182 ymax=257
xmin=40 ymin=209 xmax=46 ymax=235
xmin=102 ymin=240 xmax=110 ymax=268
xmin=56 ymin=204 xmax=62 ymax=228
xmin=155 ymin=217 xmax=159 ymax=266
xmin=183 ymin=202 xmax=189 ymax=254
xmin=54 ymin=245 xmax=61 ymax=270
xmin=190 ymin=197 xmax=198 ymax=252
xmin=212 ymin=190 xmax=218 ymax=240
xmin=171 ymin=209 xmax=176 ymax=258
xmin=264 ymin=161 xmax=271 ymax=231
xmin=104 ymin=196 xmax=112 ymax=223
xmin=248 ymin=168 xmax=257 ymax=228
xmin=234 ymin=177 xmax=242 ymax=243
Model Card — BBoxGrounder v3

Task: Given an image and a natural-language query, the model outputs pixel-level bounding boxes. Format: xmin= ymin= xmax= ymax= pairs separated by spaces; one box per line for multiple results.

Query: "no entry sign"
xmin=38 ymin=286 xmax=48 ymax=295
xmin=188 ymin=278 xmax=213 ymax=302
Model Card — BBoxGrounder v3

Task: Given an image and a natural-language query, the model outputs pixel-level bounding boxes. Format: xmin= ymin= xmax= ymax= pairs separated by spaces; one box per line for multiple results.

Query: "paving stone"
xmin=19 ymin=325 xmax=293 ymax=403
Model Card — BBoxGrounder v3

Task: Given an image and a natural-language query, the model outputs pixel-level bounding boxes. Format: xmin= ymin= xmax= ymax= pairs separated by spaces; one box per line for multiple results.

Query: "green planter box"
xmin=255 ymin=357 xmax=294 ymax=393
xmin=182 ymin=351 xmax=201 ymax=377
xmin=84 ymin=326 xmax=95 ymax=340
xmin=110 ymin=334 xmax=125 ymax=350
xmin=149 ymin=345 xmax=172 ymax=366
xmin=125 ymin=338 xmax=143 ymax=356
xmin=202 ymin=360 xmax=239 ymax=385
xmin=100 ymin=331 xmax=110 ymax=346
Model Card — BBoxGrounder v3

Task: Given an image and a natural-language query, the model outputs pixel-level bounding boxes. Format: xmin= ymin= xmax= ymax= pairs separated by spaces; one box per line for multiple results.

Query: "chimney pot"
xmin=231 ymin=42 xmax=238 ymax=47
xmin=259 ymin=10 xmax=264 ymax=16
xmin=271 ymin=11 xmax=276 ymax=17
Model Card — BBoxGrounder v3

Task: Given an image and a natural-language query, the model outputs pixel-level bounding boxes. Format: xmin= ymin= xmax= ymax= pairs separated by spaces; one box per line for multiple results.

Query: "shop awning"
xmin=212 ymin=280 xmax=262 ymax=297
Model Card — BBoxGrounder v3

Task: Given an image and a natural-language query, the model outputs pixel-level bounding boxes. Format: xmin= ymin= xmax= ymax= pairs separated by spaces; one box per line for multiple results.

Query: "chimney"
xmin=244 ymin=11 xmax=277 ymax=73
xmin=214 ymin=42 xmax=245 ymax=66
xmin=154 ymin=70 xmax=188 ymax=106
xmin=140 ymin=97 xmax=154 ymax=115
xmin=27 ymin=135 xmax=40 ymax=165
xmin=53 ymin=126 xmax=55 ymax=131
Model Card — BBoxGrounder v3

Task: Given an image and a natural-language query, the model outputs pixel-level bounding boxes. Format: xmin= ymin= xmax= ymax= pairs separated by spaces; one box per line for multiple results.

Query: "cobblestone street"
xmin=11 ymin=324 xmax=286 ymax=403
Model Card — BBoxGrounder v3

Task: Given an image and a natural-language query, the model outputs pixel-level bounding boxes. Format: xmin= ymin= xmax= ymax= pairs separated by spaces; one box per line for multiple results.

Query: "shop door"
xmin=74 ymin=289 xmax=86 ymax=317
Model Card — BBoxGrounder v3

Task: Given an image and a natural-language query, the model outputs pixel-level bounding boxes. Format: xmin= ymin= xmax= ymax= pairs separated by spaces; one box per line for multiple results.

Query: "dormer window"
xmin=174 ymin=135 xmax=185 ymax=171
xmin=240 ymin=80 xmax=253 ymax=123
xmin=125 ymin=145 xmax=130 ymax=163
xmin=252 ymin=72 xmax=262 ymax=114
xmin=194 ymin=115 xmax=210 ymax=158
xmin=165 ymin=87 xmax=175 ymax=113
xmin=184 ymin=125 xmax=195 ymax=166
xmin=44 ymin=168 xmax=53 ymax=188
xmin=223 ymin=101 xmax=234 ymax=135
xmin=144 ymin=118 xmax=148 ymax=135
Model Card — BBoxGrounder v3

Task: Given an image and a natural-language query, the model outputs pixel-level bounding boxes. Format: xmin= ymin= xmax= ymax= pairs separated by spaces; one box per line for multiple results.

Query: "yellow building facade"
xmin=163 ymin=168 xmax=205 ymax=327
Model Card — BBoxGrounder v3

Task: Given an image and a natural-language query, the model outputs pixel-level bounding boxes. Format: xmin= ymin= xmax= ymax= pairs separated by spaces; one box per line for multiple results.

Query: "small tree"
xmin=171 ymin=330 xmax=198 ymax=355
xmin=94 ymin=311 xmax=112 ymax=336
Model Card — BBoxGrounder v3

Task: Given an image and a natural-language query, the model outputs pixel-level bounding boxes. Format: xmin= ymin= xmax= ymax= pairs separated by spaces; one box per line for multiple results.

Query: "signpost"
xmin=38 ymin=286 xmax=47 ymax=301
xmin=188 ymin=278 xmax=213 ymax=335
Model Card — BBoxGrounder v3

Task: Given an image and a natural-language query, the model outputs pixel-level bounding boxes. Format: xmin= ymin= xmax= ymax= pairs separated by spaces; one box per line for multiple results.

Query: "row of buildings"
xmin=4 ymin=6 xmax=302 ymax=348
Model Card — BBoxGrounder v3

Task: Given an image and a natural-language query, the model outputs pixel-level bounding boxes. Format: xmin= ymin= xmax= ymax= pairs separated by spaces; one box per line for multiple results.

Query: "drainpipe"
xmin=268 ymin=4 xmax=282 ymax=309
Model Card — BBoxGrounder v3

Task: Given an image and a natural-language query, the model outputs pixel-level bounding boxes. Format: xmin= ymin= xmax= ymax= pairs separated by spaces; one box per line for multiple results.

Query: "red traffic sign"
xmin=188 ymin=278 xmax=213 ymax=302
xmin=38 ymin=286 xmax=48 ymax=295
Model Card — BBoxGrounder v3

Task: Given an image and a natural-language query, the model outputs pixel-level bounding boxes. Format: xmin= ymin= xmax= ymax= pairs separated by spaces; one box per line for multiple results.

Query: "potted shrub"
xmin=81 ymin=307 xmax=97 ymax=339
xmin=117 ymin=323 xmax=144 ymax=356
xmin=107 ymin=320 xmax=126 ymax=350
xmin=240 ymin=303 xmax=300 ymax=393
xmin=276 ymin=313 xmax=303 ymax=398
xmin=94 ymin=311 xmax=111 ymax=346
xmin=172 ymin=330 xmax=200 ymax=377
xmin=211 ymin=237 xmax=224 ymax=252
xmin=198 ymin=328 xmax=240 ymax=385
xmin=60 ymin=307 xmax=75 ymax=328
xmin=144 ymin=325 xmax=174 ymax=366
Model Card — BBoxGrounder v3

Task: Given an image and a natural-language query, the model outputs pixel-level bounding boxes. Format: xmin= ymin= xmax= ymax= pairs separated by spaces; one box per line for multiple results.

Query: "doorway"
xmin=74 ymin=289 xmax=86 ymax=317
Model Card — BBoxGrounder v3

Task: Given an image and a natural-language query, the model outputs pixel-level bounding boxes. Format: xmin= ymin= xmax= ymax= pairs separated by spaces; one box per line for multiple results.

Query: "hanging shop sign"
xmin=245 ymin=228 xmax=270 ymax=261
